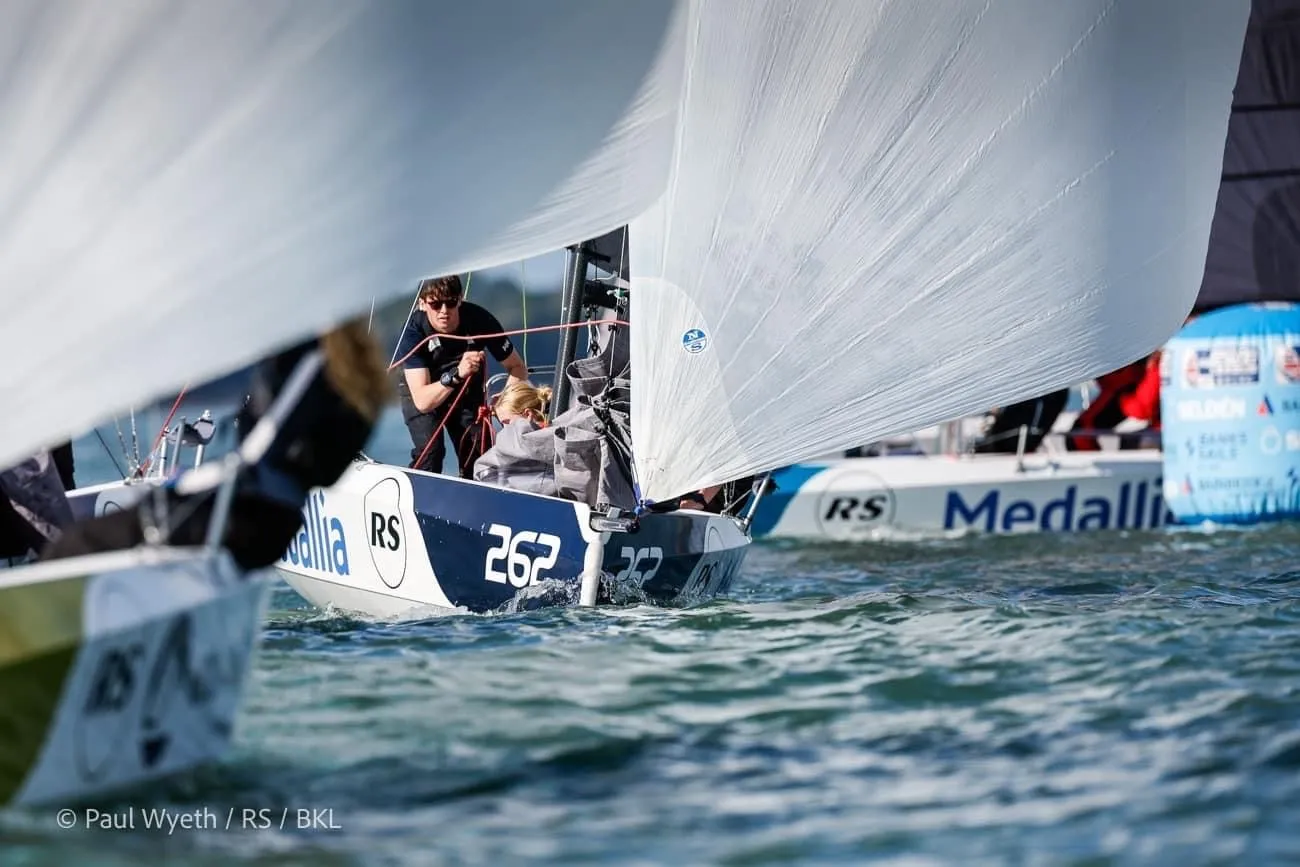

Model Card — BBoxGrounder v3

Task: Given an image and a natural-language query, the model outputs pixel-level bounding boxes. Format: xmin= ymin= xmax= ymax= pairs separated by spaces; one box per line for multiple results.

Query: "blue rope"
xmin=632 ymin=482 xmax=653 ymax=515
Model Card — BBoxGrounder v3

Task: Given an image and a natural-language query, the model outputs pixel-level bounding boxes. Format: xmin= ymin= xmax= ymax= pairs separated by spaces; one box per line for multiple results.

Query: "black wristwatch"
xmin=440 ymin=370 xmax=462 ymax=388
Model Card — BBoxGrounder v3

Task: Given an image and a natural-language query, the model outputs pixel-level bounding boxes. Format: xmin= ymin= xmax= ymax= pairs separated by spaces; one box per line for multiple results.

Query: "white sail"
xmin=0 ymin=0 xmax=685 ymax=468
xmin=630 ymin=0 xmax=1251 ymax=503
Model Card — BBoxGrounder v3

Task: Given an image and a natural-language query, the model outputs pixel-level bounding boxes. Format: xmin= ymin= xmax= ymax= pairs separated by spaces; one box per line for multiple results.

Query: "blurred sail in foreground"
xmin=0 ymin=0 xmax=685 ymax=466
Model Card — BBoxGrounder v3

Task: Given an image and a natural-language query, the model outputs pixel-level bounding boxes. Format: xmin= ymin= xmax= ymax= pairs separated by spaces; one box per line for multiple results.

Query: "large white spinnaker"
xmin=0 ymin=0 xmax=686 ymax=468
xmin=628 ymin=0 xmax=1253 ymax=504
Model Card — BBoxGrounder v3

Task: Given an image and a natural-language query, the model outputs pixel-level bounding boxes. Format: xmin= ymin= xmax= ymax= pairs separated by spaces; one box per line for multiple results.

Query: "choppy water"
xmin=4 ymin=420 xmax=1300 ymax=865
xmin=5 ymin=526 xmax=1300 ymax=865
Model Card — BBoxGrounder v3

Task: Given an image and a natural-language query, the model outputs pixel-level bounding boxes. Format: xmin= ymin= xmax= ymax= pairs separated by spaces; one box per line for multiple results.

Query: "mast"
xmin=550 ymin=241 xmax=591 ymax=421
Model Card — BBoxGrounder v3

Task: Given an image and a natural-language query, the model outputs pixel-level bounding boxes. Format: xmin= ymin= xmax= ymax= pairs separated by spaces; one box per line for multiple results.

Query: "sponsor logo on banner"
xmin=1191 ymin=476 xmax=1271 ymax=493
xmin=1260 ymin=426 xmax=1282 ymax=455
xmin=1275 ymin=344 xmax=1300 ymax=384
xmin=1182 ymin=346 xmax=1259 ymax=388
xmin=1258 ymin=426 xmax=1300 ymax=456
xmin=943 ymin=480 xmax=1169 ymax=533
xmin=1255 ymin=393 xmax=1300 ymax=414
xmin=1183 ymin=431 xmax=1249 ymax=462
xmin=1175 ymin=397 xmax=1247 ymax=421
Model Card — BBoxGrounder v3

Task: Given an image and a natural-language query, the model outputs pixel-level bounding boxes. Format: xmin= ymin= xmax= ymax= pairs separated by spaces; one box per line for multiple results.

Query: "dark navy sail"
xmin=1196 ymin=1 xmax=1300 ymax=313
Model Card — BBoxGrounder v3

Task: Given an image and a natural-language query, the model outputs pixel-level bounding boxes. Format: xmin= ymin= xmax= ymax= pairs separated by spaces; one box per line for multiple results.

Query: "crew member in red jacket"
xmin=1066 ymin=352 xmax=1161 ymax=451
xmin=1119 ymin=352 xmax=1162 ymax=427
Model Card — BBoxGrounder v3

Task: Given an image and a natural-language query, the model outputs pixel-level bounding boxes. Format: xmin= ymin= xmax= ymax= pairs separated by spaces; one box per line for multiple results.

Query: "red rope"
xmin=460 ymin=402 xmax=497 ymax=471
xmin=134 ymin=386 xmax=188 ymax=478
xmin=405 ymin=316 xmax=609 ymax=472
xmin=411 ymin=365 xmax=499 ymax=473
xmin=411 ymin=375 xmax=471 ymax=471
xmin=387 ymin=318 xmax=630 ymax=371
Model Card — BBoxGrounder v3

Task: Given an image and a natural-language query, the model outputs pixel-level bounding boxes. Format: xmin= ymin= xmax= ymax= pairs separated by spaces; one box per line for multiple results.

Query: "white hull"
xmin=755 ymin=450 xmax=1170 ymax=541
xmin=283 ymin=569 xmax=447 ymax=620
xmin=63 ymin=477 xmax=155 ymax=523
xmin=0 ymin=548 xmax=270 ymax=806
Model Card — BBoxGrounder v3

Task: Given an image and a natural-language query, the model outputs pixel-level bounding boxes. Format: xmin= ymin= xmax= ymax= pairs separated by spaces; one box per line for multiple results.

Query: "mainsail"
xmin=0 ymin=0 xmax=685 ymax=468
xmin=629 ymin=0 xmax=1253 ymax=503
xmin=1194 ymin=0 xmax=1300 ymax=313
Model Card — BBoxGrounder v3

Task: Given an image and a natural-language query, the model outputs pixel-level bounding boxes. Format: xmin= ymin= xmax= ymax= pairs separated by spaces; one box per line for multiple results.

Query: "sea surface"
xmin=3 ymin=414 xmax=1299 ymax=866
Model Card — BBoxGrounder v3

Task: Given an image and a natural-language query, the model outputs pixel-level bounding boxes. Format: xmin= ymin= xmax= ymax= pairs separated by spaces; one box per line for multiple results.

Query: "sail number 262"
xmin=484 ymin=523 xmax=562 ymax=589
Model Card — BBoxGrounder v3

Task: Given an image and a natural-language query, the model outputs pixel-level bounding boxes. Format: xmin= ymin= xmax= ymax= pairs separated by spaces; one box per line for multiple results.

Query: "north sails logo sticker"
xmin=682 ymin=328 xmax=709 ymax=354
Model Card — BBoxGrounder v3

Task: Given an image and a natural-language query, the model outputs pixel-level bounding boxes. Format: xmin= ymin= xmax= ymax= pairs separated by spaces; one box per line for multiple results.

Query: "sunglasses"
xmin=425 ymin=298 xmax=460 ymax=311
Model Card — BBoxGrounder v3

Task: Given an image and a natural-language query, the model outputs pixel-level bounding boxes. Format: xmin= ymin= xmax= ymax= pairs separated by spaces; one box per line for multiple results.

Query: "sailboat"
xmin=72 ymin=0 xmax=1257 ymax=607
xmin=0 ymin=0 xmax=710 ymax=807
xmin=269 ymin=230 xmax=756 ymax=618
xmin=749 ymin=398 xmax=1172 ymax=542
xmin=274 ymin=1 xmax=1251 ymax=613
xmin=0 ymin=0 xmax=1254 ymax=802
xmin=751 ymin=0 xmax=1293 ymax=543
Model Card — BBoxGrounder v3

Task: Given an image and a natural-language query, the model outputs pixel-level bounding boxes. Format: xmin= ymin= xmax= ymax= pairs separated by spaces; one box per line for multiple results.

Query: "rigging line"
xmin=389 ymin=270 xmax=476 ymax=368
xmin=458 ymin=401 xmax=497 ymax=467
xmin=387 ymin=319 xmax=631 ymax=372
xmin=388 ymin=284 xmax=422 ymax=368
xmin=135 ymin=386 xmax=188 ymax=478
xmin=519 ymin=259 xmax=529 ymax=364
xmin=113 ymin=417 xmax=132 ymax=474
xmin=93 ymin=429 xmax=127 ymax=478
xmin=129 ymin=408 xmax=141 ymax=470
xmin=411 ymin=372 xmax=475 ymax=472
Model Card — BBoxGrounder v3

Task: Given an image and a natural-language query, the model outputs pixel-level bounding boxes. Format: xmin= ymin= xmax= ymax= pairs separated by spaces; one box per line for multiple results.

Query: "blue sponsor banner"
xmin=1161 ymin=303 xmax=1300 ymax=523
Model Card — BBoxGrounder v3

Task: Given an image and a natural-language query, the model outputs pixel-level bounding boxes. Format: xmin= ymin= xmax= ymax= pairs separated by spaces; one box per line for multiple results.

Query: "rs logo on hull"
xmin=363 ymin=477 xmax=407 ymax=590
xmin=370 ymin=513 xmax=401 ymax=550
